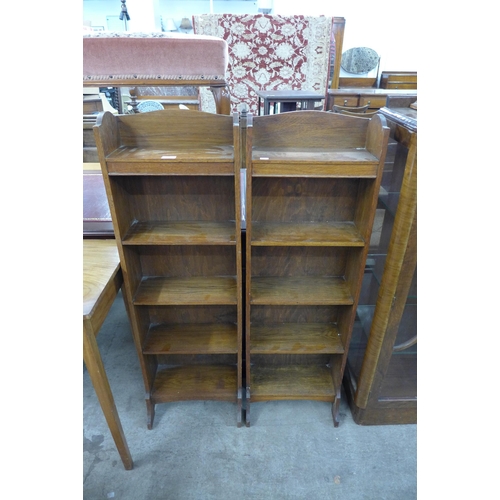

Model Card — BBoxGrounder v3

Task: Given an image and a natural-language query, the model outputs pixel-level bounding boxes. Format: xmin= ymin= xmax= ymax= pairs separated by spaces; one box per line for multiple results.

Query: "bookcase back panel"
xmin=251 ymin=354 xmax=331 ymax=366
xmin=251 ymin=247 xmax=348 ymax=277
xmin=250 ymin=305 xmax=339 ymax=324
xmin=117 ymin=109 xmax=235 ymax=149
xmin=156 ymin=354 xmax=237 ymax=366
xmin=135 ymin=246 xmax=236 ymax=277
xmin=148 ymin=305 xmax=238 ymax=325
xmin=251 ymin=111 xmax=370 ymax=150
xmin=251 ymin=177 xmax=359 ymax=223
xmin=110 ymin=176 xmax=236 ymax=222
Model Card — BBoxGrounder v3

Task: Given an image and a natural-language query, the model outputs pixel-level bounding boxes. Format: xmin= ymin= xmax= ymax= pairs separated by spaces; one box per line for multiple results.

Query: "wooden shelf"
xmin=123 ymin=221 xmax=236 ymax=246
xmin=134 ymin=276 xmax=238 ymax=305
xmin=251 ymin=221 xmax=365 ymax=246
xmin=250 ymin=323 xmax=344 ymax=354
xmin=143 ymin=323 xmax=238 ymax=354
xmin=107 ymin=145 xmax=235 ymax=162
xmin=250 ymin=365 xmax=336 ymax=402
xmin=106 ymin=145 xmax=235 ymax=175
xmin=250 ymin=276 xmax=353 ymax=305
xmin=251 ymin=148 xmax=379 ymax=177
xmin=152 ymin=365 xmax=238 ymax=403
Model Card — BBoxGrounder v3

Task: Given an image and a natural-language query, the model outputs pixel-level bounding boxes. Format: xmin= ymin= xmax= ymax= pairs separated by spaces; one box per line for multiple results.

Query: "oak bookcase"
xmin=244 ymin=111 xmax=389 ymax=426
xmin=94 ymin=109 xmax=243 ymax=428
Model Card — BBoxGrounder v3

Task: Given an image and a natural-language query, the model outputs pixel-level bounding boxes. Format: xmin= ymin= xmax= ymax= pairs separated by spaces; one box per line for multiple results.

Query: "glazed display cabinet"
xmin=343 ymin=104 xmax=417 ymax=425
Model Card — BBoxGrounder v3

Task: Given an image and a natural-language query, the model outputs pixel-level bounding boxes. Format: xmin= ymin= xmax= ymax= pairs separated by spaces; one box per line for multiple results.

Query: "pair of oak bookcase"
xmin=94 ymin=108 xmax=389 ymax=428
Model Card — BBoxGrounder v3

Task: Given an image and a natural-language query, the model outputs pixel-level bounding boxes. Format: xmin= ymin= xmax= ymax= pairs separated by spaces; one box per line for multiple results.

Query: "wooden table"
xmin=83 ymin=239 xmax=133 ymax=470
xmin=256 ymin=90 xmax=324 ymax=115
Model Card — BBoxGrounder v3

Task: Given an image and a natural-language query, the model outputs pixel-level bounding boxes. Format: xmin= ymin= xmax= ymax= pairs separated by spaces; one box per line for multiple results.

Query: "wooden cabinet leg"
xmin=83 ymin=323 xmax=133 ymax=470
xmin=332 ymin=399 xmax=340 ymax=428
xmin=237 ymin=388 xmax=243 ymax=427
xmin=146 ymin=397 xmax=155 ymax=430
xmin=245 ymin=387 xmax=251 ymax=427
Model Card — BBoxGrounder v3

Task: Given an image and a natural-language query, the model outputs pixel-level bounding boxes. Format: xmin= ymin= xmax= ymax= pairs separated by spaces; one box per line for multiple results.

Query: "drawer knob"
xmin=344 ymin=99 xmax=348 ymax=105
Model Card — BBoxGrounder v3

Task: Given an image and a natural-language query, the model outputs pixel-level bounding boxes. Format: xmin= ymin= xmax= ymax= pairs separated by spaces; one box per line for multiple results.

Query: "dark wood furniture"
xmin=329 ymin=17 xmax=346 ymax=89
xmin=326 ymin=89 xmax=417 ymax=113
xmin=83 ymin=164 xmax=114 ymax=238
xmin=256 ymin=90 xmax=325 ymax=115
xmin=343 ymin=104 xmax=417 ymax=425
xmin=339 ymin=76 xmax=377 ymax=88
xmin=93 ymin=109 xmax=244 ymax=429
xmin=379 ymin=71 xmax=417 ymax=89
xmin=244 ymin=110 xmax=389 ymax=427
xmin=83 ymin=239 xmax=132 ymax=470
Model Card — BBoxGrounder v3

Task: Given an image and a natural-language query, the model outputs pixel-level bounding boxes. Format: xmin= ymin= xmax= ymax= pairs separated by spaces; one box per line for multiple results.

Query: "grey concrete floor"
xmin=83 ymin=291 xmax=416 ymax=500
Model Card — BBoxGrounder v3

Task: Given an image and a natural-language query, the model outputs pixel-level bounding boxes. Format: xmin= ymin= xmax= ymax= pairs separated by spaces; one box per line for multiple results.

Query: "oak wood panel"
xmin=106 ymin=176 xmax=235 ymax=223
xmin=250 ymin=276 xmax=353 ymax=305
xmin=135 ymin=245 xmax=236 ymax=277
xmin=107 ymin=162 xmax=234 ymax=176
xmin=250 ymin=305 xmax=339 ymax=324
xmin=251 ymin=221 xmax=365 ymax=246
xmin=143 ymin=323 xmax=238 ymax=354
xmin=116 ymin=109 xmax=235 ymax=148
xmin=250 ymin=323 xmax=344 ymax=354
xmin=123 ymin=221 xmax=236 ymax=245
xmin=107 ymin=145 xmax=234 ymax=162
xmin=251 ymin=246 xmax=348 ymax=277
xmin=134 ymin=276 xmax=238 ymax=305
xmin=250 ymin=365 xmax=336 ymax=401
xmin=251 ymin=177 xmax=359 ymax=223
xmin=152 ymin=365 xmax=238 ymax=403
xmin=249 ymin=111 xmax=370 ymax=150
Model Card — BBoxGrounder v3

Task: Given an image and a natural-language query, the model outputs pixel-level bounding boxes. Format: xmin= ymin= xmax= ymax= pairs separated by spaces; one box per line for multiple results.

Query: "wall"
xmin=82 ymin=0 xmax=418 ymax=73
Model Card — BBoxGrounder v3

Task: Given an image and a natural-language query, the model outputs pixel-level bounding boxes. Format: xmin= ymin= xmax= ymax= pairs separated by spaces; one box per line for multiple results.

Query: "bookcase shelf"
xmin=94 ymin=109 xmax=243 ymax=428
xmin=244 ymin=110 xmax=389 ymax=427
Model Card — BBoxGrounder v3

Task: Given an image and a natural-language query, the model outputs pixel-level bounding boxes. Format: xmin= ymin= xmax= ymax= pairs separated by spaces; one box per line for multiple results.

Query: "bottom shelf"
xmin=250 ymin=365 xmax=336 ymax=402
xmin=152 ymin=365 xmax=238 ymax=404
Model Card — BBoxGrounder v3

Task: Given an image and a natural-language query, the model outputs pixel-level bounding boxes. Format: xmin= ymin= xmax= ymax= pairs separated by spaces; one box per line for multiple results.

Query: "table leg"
xmin=83 ymin=322 xmax=133 ymax=470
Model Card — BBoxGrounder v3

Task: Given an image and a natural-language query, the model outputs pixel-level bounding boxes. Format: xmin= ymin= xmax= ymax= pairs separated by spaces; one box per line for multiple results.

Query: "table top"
xmin=256 ymin=90 xmax=324 ymax=99
xmin=379 ymin=106 xmax=417 ymax=132
xmin=83 ymin=239 xmax=120 ymax=319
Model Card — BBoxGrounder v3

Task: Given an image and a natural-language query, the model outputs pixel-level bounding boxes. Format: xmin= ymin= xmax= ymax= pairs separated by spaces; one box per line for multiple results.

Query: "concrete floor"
xmin=83 ymin=291 xmax=417 ymax=500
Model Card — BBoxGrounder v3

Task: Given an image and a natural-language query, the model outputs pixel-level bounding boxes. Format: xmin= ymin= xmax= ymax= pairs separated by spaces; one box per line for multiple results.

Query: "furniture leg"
xmin=146 ymin=397 xmax=156 ymax=430
xmin=332 ymin=398 xmax=340 ymax=428
xmin=245 ymin=387 xmax=251 ymax=427
xmin=209 ymin=85 xmax=232 ymax=115
xmin=83 ymin=322 xmax=133 ymax=470
xmin=237 ymin=390 xmax=243 ymax=428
